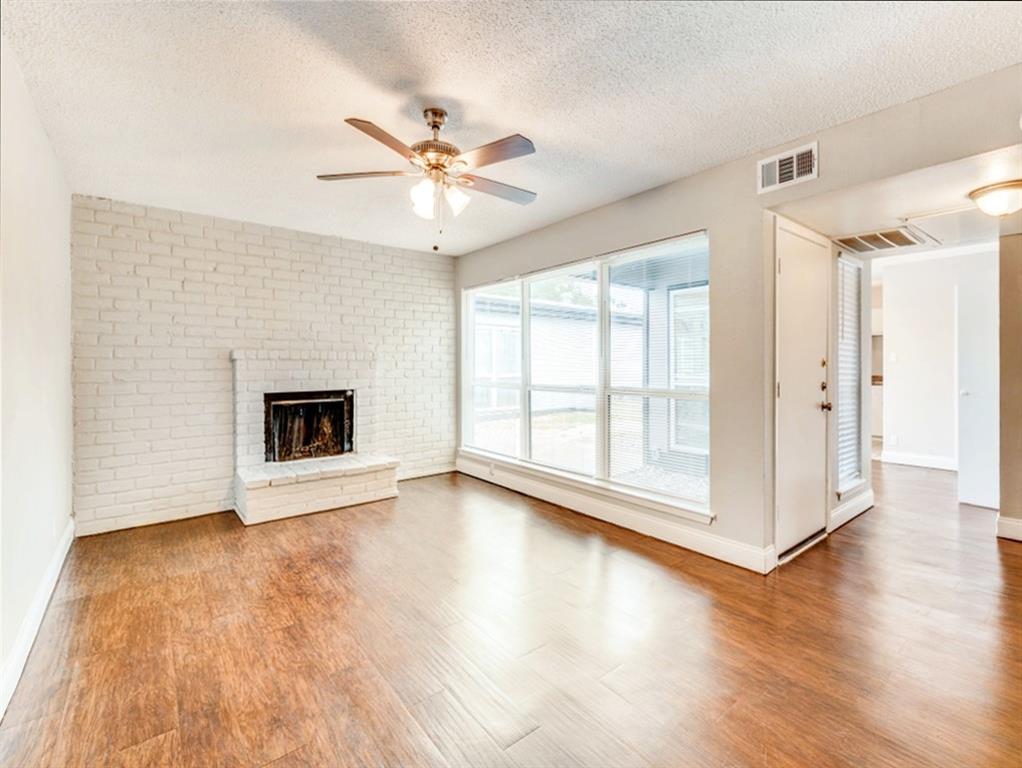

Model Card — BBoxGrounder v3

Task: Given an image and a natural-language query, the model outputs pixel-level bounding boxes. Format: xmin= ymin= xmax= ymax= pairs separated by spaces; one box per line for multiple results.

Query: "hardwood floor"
xmin=2 ymin=461 xmax=1020 ymax=767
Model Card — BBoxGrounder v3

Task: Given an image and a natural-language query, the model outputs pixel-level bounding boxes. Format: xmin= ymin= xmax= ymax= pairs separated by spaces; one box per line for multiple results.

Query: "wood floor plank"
xmin=117 ymin=729 xmax=180 ymax=768
xmin=408 ymin=689 xmax=519 ymax=768
xmin=503 ymin=726 xmax=586 ymax=768
xmin=0 ymin=464 xmax=1018 ymax=766
xmin=313 ymin=663 xmax=450 ymax=768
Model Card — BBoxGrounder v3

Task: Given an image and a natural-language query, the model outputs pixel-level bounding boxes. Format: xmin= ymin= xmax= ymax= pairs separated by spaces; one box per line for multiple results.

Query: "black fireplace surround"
xmin=264 ymin=390 xmax=354 ymax=462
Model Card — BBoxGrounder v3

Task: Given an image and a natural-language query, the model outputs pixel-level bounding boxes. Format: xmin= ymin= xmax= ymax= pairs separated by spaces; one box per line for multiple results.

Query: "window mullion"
xmin=607 ymin=386 xmax=708 ymax=399
xmin=595 ymin=261 xmax=609 ymax=479
xmin=519 ymin=279 xmax=531 ymax=461
xmin=461 ymin=290 xmax=475 ymax=447
xmin=528 ymin=384 xmax=597 ymax=395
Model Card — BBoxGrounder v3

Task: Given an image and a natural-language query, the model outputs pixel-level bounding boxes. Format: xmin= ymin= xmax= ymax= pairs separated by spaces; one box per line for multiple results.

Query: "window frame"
xmin=460 ymin=230 xmax=710 ymax=513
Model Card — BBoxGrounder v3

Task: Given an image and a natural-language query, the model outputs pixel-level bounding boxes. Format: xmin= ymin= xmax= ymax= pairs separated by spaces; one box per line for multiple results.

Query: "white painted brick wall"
xmin=71 ymin=195 xmax=455 ymax=533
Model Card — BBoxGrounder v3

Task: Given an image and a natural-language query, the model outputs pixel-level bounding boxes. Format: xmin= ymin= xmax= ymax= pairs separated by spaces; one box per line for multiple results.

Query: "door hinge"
xmin=776 ymin=381 xmax=781 ymax=398
xmin=777 ymin=258 xmax=781 ymax=274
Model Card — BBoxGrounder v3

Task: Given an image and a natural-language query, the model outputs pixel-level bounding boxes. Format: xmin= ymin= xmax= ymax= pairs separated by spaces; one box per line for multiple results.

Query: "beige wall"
xmin=1000 ymin=227 xmax=1022 ymax=521
xmin=0 ymin=37 xmax=73 ymax=709
xmin=457 ymin=64 xmax=1022 ymax=551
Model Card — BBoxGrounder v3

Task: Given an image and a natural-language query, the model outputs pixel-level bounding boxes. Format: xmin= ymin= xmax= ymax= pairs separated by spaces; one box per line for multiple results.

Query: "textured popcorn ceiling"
xmin=2 ymin=1 xmax=1020 ymax=255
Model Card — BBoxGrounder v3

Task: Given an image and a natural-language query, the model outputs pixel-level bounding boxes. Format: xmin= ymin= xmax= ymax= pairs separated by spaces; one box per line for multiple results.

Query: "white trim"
xmin=457 ymin=450 xmax=775 ymax=575
xmin=595 ymin=260 xmax=610 ymax=479
xmin=76 ymin=505 xmax=227 ymax=536
xmin=880 ymin=450 xmax=957 ymax=471
xmin=519 ymin=279 xmax=531 ymax=460
xmin=777 ymin=530 xmax=827 ymax=565
xmin=74 ymin=463 xmax=450 ymax=536
xmin=527 ymin=383 xmax=597 ymax=395
xmin=836 ymin=477 xmax=867 ymax=499
xmin=996 ymin=515 xmax=1022 ymax=542
xmin=859 ymin=258 xmax=873 ymax=505
xmin=828 ymin=488 xmax=874 ymax=532
xmin=460 ymin=289 xmax=474 ymax=449
xmin=612 ymin=385 xmax=706 ymax=400
xmin=459 ymin=446 xmax=711 ymax=520
xmin=1 ymin=518 xmax=74 ymax=718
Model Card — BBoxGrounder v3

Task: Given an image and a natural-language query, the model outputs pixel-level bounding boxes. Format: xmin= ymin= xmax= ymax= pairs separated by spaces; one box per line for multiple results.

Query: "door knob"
xmin=820 ymin=402 xmax=833 ymax=412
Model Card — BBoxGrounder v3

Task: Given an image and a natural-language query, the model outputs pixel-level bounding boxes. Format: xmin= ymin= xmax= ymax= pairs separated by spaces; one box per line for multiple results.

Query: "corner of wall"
xmin=1 ymin=34 xmax=75 ymax=717
xmin=999 ymin=221 xmax=1022 ymax=522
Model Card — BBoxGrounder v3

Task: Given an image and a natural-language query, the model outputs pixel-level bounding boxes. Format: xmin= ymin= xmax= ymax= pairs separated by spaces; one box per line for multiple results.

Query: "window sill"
xmin=836 ymin=477 xmax=867 ymax=500
xmin=457 ymin=447 xmax=714 ymax=525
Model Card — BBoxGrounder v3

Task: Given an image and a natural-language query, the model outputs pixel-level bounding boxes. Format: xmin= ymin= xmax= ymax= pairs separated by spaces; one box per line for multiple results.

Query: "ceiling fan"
xmin=317 ymin=107 xmax=537 ymax=228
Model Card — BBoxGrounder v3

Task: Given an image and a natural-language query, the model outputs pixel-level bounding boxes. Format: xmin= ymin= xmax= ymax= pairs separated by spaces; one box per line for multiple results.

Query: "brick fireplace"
xmin=231 ymin=349 xmax=398 ymax=524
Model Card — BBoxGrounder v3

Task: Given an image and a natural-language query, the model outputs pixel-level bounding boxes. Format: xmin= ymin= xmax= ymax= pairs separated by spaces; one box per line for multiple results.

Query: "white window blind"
xmin=606 ymin=237 xmax=710 ymax=504
xmin=836 ymin=256 xmax=862 ymax=490
xmin=461 ymin=231 xmax=711 ymax=511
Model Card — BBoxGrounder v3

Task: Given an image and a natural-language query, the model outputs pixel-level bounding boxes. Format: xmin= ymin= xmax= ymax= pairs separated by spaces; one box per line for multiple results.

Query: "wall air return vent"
xmin=834 ymin=226 xmax=936 ymax=254
xmin=757 ymin=141 xmax=818 ymax=194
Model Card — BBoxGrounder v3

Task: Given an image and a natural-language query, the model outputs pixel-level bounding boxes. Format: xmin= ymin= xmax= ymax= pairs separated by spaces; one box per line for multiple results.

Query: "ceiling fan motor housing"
xmin=411 ymin=139 xmax=461 ymax=168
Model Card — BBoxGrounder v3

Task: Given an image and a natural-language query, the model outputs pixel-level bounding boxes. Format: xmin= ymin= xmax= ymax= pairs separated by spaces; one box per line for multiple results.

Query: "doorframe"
xmin=772 ymin=214 xmax=833 ymax=560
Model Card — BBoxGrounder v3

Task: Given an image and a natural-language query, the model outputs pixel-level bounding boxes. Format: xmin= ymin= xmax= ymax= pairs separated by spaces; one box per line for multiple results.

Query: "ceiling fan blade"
xmin=455 ymin=134 xmax=535 ymax=170
xmin=345 ymin=118 xmax=425 ymax=167
xmin=459 ymin=174 xmax=537 ymax=205
xmin=316 ymin=170 xmax=421 ymax=181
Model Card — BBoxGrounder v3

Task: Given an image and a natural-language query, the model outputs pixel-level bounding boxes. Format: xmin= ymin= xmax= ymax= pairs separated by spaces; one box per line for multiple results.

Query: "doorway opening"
xmin=771 ymin=143 xmax=1018 ymax=562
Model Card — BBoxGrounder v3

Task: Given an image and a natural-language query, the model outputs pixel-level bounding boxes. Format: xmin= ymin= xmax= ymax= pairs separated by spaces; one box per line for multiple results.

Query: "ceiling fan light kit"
xmin=317 ymin=107 xmax=537 ymax=244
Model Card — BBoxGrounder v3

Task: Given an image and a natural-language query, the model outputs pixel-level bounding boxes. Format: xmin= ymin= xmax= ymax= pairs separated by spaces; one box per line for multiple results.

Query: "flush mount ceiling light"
xmin=968 ymin=179 xmax=1022 ymax=217
xmin=316 ymin=107 xmax=537 ymax=236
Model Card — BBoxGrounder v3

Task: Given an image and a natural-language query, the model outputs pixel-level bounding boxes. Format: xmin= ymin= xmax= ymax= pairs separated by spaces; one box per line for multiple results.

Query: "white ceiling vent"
xmin=757 ymin=142 xmax=818 ymax=194
xmin=833 ymin=225 xmax=938 ymax=254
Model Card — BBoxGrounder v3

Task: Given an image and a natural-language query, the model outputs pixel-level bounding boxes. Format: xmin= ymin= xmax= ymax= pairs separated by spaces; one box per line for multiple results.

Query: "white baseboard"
xmin=828 ymin=489 xmax=874 ymax=532
xmin=996 ymin=514 xmax=1022 ymax=542
xmin=75 ymin=464 xmax=456 ymax=536
xmin=456 ymin=452 xmax=775 ymax=575
xmin=397 ymin=464 xmax=456 ymax=481
xmin=75 ymin=505 xmax=226 ymax=536
xmin=1 ymin=517 xmax=74 ymax=718
xmin=880 ymin=450 xmax=957 ymax=471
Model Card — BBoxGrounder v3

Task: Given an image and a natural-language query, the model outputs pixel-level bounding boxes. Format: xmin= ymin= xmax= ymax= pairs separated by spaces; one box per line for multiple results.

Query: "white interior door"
xmin=775 ymin=216 xmax=831 ymax=554
xmin=957 ymin=254 xmax=999 ymax=508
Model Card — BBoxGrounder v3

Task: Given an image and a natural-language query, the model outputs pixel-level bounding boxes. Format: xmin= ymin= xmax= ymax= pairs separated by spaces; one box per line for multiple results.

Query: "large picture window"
xmin=462 ymin=232 xmax=710 ymax=509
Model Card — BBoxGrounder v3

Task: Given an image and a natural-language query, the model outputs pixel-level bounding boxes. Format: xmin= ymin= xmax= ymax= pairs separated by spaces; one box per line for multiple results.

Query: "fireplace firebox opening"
xmin=264 ymin=390 xmax=354 ymax=462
